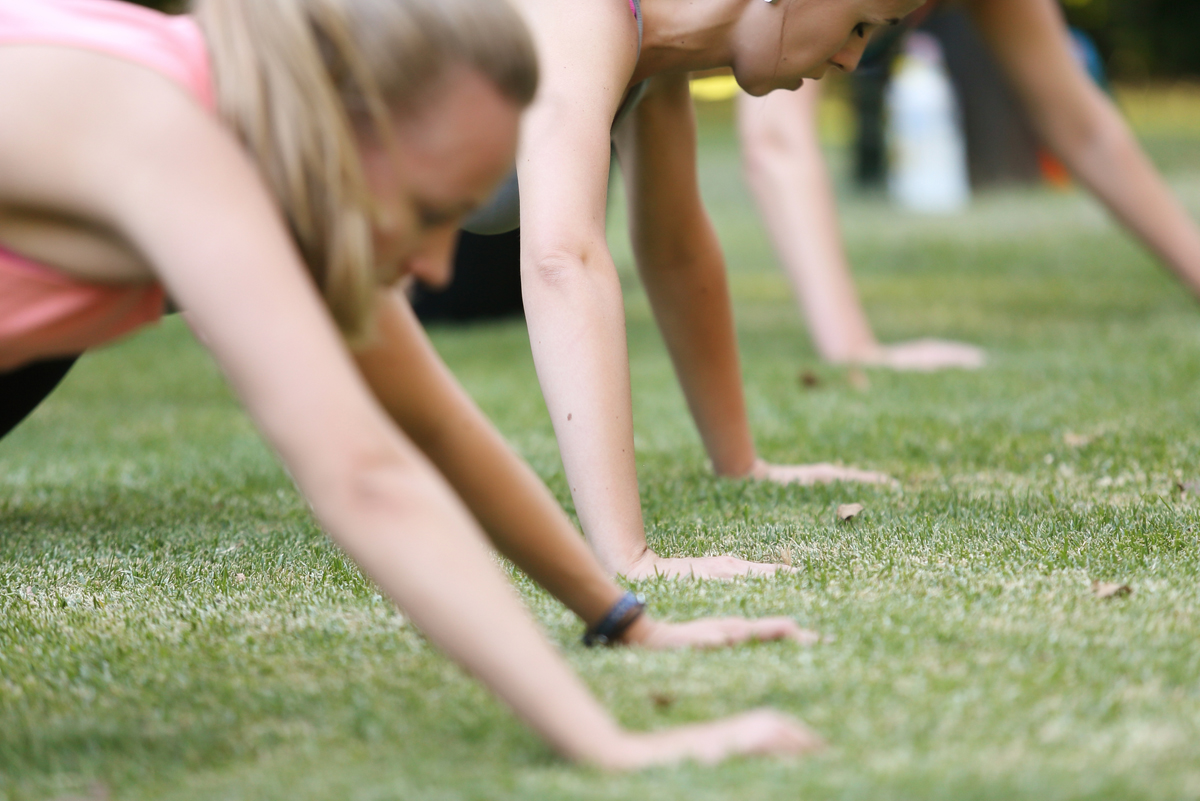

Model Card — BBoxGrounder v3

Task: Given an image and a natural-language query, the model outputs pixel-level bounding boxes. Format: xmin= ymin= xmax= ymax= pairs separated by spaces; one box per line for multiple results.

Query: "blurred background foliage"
xmin=131 ymin=0 xmax=1200 ymax=80
xmin=1063 ymin=0 xmax=1200 ymax=79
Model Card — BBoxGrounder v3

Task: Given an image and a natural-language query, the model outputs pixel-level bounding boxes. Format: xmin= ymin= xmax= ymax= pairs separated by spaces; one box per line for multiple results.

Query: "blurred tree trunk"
xmin=922 ymin=8 xmax=1043 ymax=189
xmin=852 ymin=7 xmax=1043 ymax=191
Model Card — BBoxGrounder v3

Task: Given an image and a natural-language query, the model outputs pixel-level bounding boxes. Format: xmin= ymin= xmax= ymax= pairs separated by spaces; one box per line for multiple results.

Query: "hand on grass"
xmin=624 ymin=615 xmax=820 ymax=649
xmin=860 ymin=338 xmax=985 ymax=372
xmin=618 ymin=549 xmax=794 ymax=580
xmin=750 ymin=458 xmax=895 ymax=487
xmin=601 ymin=710 xmax=825 ymax=770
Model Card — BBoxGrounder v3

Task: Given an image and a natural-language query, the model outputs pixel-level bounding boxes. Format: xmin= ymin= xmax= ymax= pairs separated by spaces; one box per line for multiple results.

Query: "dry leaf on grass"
xmin=1175 ymin=481 xmax=1200 ymax=496
xmin=1091 ymin=580 xmax=1133 ymax=600
xmin=650 ymin=692 xmax=675 ymax=709
xmin=799 ymin=370 xmax=821 ymax=389
xmin=778 ymin=546 xmax=794 ymax=567
xmin=1063 ymin=431 xmax=1093 ymax=448
xmin=847 ymin=368 xmax=870 ymax=391
xmin=837 ymin=503 xmax=865 ymax=522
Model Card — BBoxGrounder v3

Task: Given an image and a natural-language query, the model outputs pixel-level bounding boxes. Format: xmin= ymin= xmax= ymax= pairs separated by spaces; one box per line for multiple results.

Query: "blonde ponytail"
xmin=192 ymin=0 xmax=538 ymax=344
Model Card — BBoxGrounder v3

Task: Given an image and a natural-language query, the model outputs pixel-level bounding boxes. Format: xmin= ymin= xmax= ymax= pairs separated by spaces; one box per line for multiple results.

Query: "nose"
xmin=405 ymin=225 xmax=459 ymax=289
xmin=829 ymin=35 xmax=870 ymax=73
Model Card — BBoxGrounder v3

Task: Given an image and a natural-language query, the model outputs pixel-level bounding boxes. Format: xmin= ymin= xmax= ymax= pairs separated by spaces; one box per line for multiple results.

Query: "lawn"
xmin=3 ymin=88 xmax=1200 ymax=800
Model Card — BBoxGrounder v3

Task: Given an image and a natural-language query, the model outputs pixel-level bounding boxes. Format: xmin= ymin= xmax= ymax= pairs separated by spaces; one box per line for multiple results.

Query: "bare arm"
xmin=357 ymin=291 xmax=819 ymax=650
xmin=738 ymin=82 xmax=878 ymax=363
xmin=514 ymin=0 xmax=667 ymax=577
xmin=614 ymin=74 xmax=758 ymax=477
xmin=614 ymin=75 xmax=894 ymax=489
xmin=357 ymin=292 xmax=625 ymax=624
xmin=0 ymin=49 xmax=819 ymax=767
xmin=969 ymin=0 xmax=1200 ymax=297
xmin=737 ymin=82 xmax=984 ymax=370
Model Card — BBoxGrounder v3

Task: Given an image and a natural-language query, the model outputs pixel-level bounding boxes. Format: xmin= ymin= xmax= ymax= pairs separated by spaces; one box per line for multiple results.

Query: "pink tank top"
xmin=0 ymin=0 xmax=214 ymax=372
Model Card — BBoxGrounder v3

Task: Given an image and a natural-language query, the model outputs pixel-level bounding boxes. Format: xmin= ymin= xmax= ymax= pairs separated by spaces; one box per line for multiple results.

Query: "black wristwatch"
xmin=582 ymin=592 xmax=646 ymax=647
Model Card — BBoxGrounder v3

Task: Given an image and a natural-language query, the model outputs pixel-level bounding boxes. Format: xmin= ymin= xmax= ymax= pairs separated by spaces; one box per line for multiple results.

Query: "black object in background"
xmin=411 ymin=229 xmax=524 ymax=323
xmin=0 ymin=357 xmax=79 ymax=440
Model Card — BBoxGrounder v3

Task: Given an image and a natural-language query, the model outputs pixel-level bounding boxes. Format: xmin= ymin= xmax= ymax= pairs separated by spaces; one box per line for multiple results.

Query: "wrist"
xmin=711 ymin=454 xmax=764 ymax=480
xmin=583 ymin=591 xmax=646 ymax=647
xmin=616 ymin=612 xmax=657 ymax=646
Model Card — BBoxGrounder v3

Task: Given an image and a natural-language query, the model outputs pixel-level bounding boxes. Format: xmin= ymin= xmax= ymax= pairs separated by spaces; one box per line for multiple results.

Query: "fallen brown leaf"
xmin=1091 ymin=580 xmax=1133 ymax=600
xmin=650 ymin=692 xmax=675 ymax=709
xmin=837 ymin=503 xmax=865 ymax=522
xmin=1063 ymin=432 xmax=1093 ymax=448
xmin=847 ymin=368 xmax=870 ymax=391
xmin=799 ymin=370 xmax=821 ymax=389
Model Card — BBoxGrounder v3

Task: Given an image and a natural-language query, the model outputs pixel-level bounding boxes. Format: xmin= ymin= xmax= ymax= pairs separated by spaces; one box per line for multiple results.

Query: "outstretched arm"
xmin=614 ymin=75 xmax=894 ymax=489
xmin=0 ymin=48 xmax=819 ymax=768
xmin=970 ymin=0 xmax=1200 ymax=297
xmin=737 ymin=82 xmax=984 ymax=371
xmin=357 ymin=291 xmax=820 ymax=649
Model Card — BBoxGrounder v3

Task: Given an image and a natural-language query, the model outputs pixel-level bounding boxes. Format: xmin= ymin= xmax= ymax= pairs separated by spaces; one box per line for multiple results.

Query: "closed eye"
xmin=853 ymin=22 xmax=868 ymax=38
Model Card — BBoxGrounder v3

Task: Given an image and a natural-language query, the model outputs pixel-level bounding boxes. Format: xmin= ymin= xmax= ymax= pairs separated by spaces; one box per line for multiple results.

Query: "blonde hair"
xmin=193 ymin=0 xmax=538 ymax=343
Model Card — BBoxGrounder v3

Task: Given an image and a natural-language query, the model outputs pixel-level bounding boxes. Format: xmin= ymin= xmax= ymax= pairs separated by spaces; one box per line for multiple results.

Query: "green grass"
xmin=4 ymin=93 xmax=1200 ymax=800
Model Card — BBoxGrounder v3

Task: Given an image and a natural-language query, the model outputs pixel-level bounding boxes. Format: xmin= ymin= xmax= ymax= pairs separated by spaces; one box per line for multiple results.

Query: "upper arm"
xmin=0 ymin=48 xmax=409 ymax=489
xmin=967 ymin=0 xmax=1110 ymax=147
xmin=513 ymin=0 xmax=638 ymax=262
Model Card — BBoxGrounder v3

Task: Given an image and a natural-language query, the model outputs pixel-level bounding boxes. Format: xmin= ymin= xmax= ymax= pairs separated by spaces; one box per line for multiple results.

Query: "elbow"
xmin=303 ymin=443 xmax=438 ymax=534
xmin=524 ymin=246 xmax=596 ymax=288
xmin=1037 ymin=91 xmax=1127 ymax=166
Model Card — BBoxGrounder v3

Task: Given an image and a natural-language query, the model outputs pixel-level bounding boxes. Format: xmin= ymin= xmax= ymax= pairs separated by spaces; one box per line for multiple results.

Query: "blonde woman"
xmin=449 ymin=0 xmax=922 ymax=580
xmin=0 ymin=0 xmax=824 ymax=769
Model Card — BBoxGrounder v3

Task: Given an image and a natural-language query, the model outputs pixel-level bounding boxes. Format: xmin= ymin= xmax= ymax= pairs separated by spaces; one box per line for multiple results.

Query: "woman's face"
xmin=361 ymin=66 xmax=521 ymax=288
xmin=733 ymin=0 xmax=926 ymax=96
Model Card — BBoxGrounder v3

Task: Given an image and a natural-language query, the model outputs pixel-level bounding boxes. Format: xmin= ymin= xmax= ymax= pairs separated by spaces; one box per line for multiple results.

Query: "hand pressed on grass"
xmin=618 ymin=548 xmax=796 ymax=580
xmin=749 ymin=458 xmax=896 ymax=487
xmin=623 ymin=615 xmax=821 ymax=649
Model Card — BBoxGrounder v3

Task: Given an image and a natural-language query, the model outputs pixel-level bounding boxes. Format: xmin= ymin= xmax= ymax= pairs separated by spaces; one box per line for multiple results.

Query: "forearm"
xmin=631 ymin=218 xmax=757 ymax=477
xmin=308 ymin=458 xmax=625 ymax=764
xmin=617 ymin=75 xmax=757 ymax=477
xmin=521 ymin=250 xmax=649 ymax=574
xmin=737 ymin=87 xmax=880 ymax=362
xmin=358 ymin=295 xmax=624 ymax=621
xmin=970 ymin=0 xmax=1200 ymax=299
xmin=1044 ymin=104 xmax=1200 ymax=297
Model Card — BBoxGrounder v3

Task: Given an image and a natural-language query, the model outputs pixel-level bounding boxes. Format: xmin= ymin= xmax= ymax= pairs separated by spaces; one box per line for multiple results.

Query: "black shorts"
xmin=0 ymin=356 xmax=78 ymax=440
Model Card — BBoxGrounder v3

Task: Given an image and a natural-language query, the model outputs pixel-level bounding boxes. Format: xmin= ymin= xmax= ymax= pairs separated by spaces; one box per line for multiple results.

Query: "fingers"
xmin=651 ymin=617 xmax=820 ymax=650
xmin=717 ymin=710 xmax=827 ymax=760
xmin=714 ymin=617 xmax=820 ymax=646
xmin=758 ymin=462 xmax=896 ymax=487
xmin=739 ymin=710 xmax=827 ymax=756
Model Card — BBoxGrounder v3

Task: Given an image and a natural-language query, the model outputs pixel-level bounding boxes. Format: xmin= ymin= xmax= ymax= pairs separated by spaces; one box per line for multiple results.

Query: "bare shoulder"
xmin=515 ymin=0 xmax=639 ymax=113
xmin=0 ymin=46 xmax=223 ymax=219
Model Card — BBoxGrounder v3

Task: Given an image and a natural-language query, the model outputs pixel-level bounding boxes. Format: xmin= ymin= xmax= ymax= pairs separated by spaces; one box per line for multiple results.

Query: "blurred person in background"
xmin=0 ymin=0 xmax=826 ymax=769
xmin=738 ymin=0 xmax=1200 ymax=370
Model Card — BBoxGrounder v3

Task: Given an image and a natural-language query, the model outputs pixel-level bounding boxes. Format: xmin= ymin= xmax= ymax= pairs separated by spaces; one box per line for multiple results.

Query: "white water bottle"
xmin=887 ymin=33 xmax=970 ymax=213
